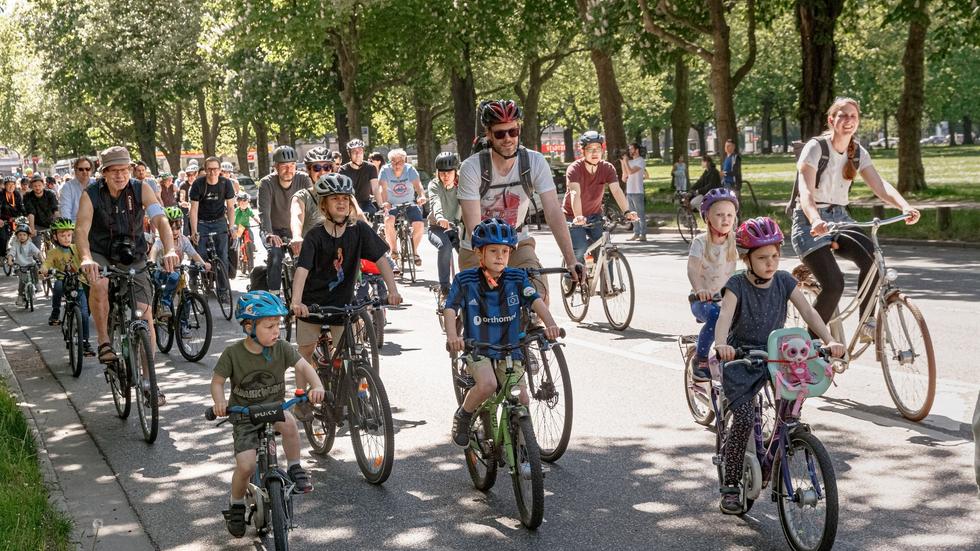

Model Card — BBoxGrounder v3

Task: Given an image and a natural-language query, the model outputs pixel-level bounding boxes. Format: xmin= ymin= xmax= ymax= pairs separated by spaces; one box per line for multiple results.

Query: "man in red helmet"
xmin=457 ymin=99 xmax=584 ymax=300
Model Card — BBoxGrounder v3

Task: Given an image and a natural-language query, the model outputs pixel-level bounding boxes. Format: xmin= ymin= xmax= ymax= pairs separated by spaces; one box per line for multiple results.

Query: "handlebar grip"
xmin=558 ymin=328 xmax=566 ymax=339
xmin=204 ymin=407 xmax=216 ymax=421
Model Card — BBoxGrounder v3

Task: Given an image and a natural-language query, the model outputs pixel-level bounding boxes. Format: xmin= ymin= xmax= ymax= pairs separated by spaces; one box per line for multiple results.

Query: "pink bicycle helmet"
xmin=699 ymin=188 xmax=739 ymax=221
xmin=736 ymin=217 xmax=783 ymax=250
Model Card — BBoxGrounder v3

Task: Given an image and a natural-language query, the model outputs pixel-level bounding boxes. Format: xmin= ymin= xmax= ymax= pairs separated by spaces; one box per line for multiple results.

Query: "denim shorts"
xmin=790 ymin=205 xmax=854 ymax=258
xmin=388 ymin=204 xmax=423 ymax=223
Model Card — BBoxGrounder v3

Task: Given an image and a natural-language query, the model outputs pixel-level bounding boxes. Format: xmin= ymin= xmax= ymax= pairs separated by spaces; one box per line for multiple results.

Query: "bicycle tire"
xmin=281 ymin=268 xmax=293 ymax=342
xmin=354 ymin=312 xmax=381 ymax=372
xmin=132 ymin=328 xmax=158 ymax=443
xmin=464 ymin=411 xmax=497 ymax=491
xmin=371 ymin=305 xmax=385 ymax=348
xmin=402 ymin=230 xmax=417 ymax=283
xmin=107 ymin=321 xmax=131 ymax=419
xmin=26 ymin=282 xmax=34 ymax=312
xmin=176 ymin=292 xmax=212 ymax=362
xmin=560 ymin=261 xmax=589 ymax=322
xmin=676 ymin=207 xmax=696 ymax=244
xmin=600 ymin=250 xmax=635 ymax=330
xmin=305 ymin=341 xmax=338 ymax=455
xmin=67 ymin=306 xmax=84 ymax=378
xmin=349 ymin=364 xmax=394 ymax=484
xmin=2 ymin=261 xmax=10 ymax=276
xmin=525 ymin=341 xmax=573 ymax=462
xmin=153 ymin=291 xmax=175 ymax=354
xmin=877 ymin=293 xmax=936 ymax=421
xmin=43 ymin=276 xmax=51 ymax=298
xmin=682 ymin=343 xmax=714 ymax=426
xmin=775 ymin=430 xmax=838 ymax=551
xmin=215 ymin=264 xmax=233 ymax=320
xmin=267 ymin=478 xmax=290 ymax=551
xmin=511 ymin=415 xmax=544 ymax=529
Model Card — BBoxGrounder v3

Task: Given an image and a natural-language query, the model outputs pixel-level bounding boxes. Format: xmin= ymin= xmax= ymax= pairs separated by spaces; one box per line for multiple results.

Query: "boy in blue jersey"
xmin=444 ymin=218 xmax=561 ymax=446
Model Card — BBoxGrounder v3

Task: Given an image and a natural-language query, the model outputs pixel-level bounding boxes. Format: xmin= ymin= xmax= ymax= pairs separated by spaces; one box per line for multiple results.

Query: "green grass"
xmin=0 ymin=379 xmax=73 ymax=551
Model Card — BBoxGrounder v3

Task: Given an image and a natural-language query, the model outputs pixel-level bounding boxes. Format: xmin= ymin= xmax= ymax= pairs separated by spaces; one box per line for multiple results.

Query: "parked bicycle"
xmin=205 ymin=391 xmax=311 ymax=551
xmin=50 ymin=267 xmax=88 ymax=377
xmin=787 ymin=214 xmax=936 ymax=421
xmin=152 ymin=263 xmax=213 ymax=362
xmin=675 ymin=191 xmax=699 ymax=244
xmin=561 ymin=216 xmax=635 ymax=330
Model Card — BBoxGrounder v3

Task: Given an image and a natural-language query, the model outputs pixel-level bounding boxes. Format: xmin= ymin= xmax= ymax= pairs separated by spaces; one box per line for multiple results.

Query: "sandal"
xmin=97 ymin=343 xmax=118 ymax=364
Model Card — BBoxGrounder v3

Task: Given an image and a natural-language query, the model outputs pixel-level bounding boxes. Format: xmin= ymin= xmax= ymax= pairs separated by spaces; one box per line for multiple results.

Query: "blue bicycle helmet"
xmin=471 ymin=218 xmax=517 ymax=249
xmin=699 ymin=187 xmax=739 ymax=221
xmin=236 ymin=291 xmax=288 ymax=322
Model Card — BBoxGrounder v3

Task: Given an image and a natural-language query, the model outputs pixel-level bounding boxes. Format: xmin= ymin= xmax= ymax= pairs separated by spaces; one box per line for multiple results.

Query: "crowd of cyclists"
xmin=2 ymin=95 xmax=933 ymax=543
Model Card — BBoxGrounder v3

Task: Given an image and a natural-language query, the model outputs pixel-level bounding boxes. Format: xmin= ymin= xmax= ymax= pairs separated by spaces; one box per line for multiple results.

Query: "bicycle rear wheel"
xmin=682 ymin=341 xmax=714 ymax=426
xmin=176 ymin=292 xmax=212 ymax=362
xmin=132 ymin=328 xmax=159 ymax=443
xmin=267 ymin=478 xmax=290 ymax=551
xmin=560 ymin=262 xmax=589 ymax=322
xmin=676 ymin=207 xmax=695 ymax=243
xmin=600 ymin=250 xmax=634 ymax=330
xmin=349 ymin=364 xmax=394 ymax=484
xmin=107 ymin=322 xmax=131 ymax=419
xmin=464 ymin=411 xmax=497 ymax=491
xmin=67 ymin=306 xmax=84 ymax=378
xmin=510 ymin=415 xmax=544 ymax=529
xmin=775 ymin=430 xmax=838 ymax=551
xmin=877 ymin=293 xmax=936 ymax=421
xmin=215 ymin=264 xmax=233 ymax=320
xmin=525 ymin=341 xmax=573 ymax=462
xmin=26 ymin=282 xmax=34 ymax=312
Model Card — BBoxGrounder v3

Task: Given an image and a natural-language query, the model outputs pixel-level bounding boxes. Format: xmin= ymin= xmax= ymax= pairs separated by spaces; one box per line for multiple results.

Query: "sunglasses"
xmin=310 ymin=163 xmax=333 ymax=172
xmin=492 ymin=128 xmax=520 ymax=140
xmin=75 ymin=167 xmax=92 ymax=172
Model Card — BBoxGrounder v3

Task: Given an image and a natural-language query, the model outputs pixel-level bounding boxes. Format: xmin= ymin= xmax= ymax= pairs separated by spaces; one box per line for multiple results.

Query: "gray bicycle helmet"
xmin=220 ymin=161 xmax=235 ymax=172
xmin=346 ymin=139 xmax=365 ymax=151
xmin=579 ymin=130 xmax=605 ymax=147
xmin=434 ymin=152 xmax=460 ymax=172
xmin=272 ymin=145 xmax=297 ymax=164
xmin=304 ymin=146 xmax=331 ymax=163
xmin=314 ymin=173 xmax=354 ymax=197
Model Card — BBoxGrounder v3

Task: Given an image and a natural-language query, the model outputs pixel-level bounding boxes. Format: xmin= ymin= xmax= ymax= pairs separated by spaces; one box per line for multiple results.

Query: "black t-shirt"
xmin=296 ymin=220 xmax=388 ymax=318
xmin=339 ymin=162 xmax=379 ymax=204
xmin=24 ymin=189 xmax=59 ymax=228
xmin=189 ymin=176 xmax=234 ymax=221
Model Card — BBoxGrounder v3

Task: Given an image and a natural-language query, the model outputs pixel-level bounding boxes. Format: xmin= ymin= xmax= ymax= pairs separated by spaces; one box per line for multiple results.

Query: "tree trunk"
xmin=896 ymin=0 xmax=929 ymax=193
xmin=883 ymin=111 xmax=890 ymax=149
xmin=589 ymin=48 xmax=627 ymax=163
xmin=277 ymin=124 xmax=290 ymax=148
xmin=563 ymin=126 xmax=575 ymax=163
xmin=517 ymin=60 xmax=545 ymax=151
xmin=452 ymin=42 xmax=477 ymax=158
xmin=947 ymin=120 xmax=957 ymax=146
xmin=235 ymin=123 xmax=250 ymax=177
xmin=963 ymin=115 xmax=974 ymax=145
xmin=413 ymin=93 xmax=436 ymax=175
xmin=158 ymin=101 xmax=183 ymax=173
xmin=253 ymin=119 xmax=270 ymax=178
xmin=196 ymin=88 xmax=221 ymax=158
xmin=132 ymin=99 xmax=158 ymax=173
xmin=649 ymin=126 xmax=661 ymax=160
xmin=706 ymin=5 xmax=738 ymax=150
xmin=761 ymin=97 xmax=773 ymax=154
xmin=395 ymin=117 xmax=407 ymax=150
xmin=694 ymin=122 xmax=707 ymax=157
xmin=796 ymin=0 xmax=844 ymax=139
xmin=331 ymin=52 xmax=352 ymax=162
xmin=671 ymin=54 xmax=690 ymax=163
xmin=781 ymin=112 xmax=790 ymax=152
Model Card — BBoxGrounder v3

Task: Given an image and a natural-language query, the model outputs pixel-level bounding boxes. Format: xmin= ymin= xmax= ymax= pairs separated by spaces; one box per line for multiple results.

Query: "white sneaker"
xmin=626 ymin=235 xmax=639 ymax=241
xmin=858 ymin=319 xmax=876 ymax=343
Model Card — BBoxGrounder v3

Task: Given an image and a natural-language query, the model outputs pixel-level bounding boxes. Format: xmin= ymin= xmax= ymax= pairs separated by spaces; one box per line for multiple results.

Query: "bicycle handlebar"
xmin=305 ymin=299 xmax=383 ymax=317
xmin=827 ymin=213 xmax=911 ymax=233
xmin=449 ymin=327 xmax=567 ymax=355
xmin=204 ymin=392 xmax=309 ymax=422
xmin=100 ymin=264 xmax=152 ymax=278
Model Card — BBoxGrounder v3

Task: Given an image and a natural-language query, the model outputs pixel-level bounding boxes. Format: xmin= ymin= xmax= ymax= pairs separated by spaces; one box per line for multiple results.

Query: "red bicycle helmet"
xmin=736 ymin=217 xmax=784 ymax=250
xmin=480 ymin=100 xmax=523 ymax=128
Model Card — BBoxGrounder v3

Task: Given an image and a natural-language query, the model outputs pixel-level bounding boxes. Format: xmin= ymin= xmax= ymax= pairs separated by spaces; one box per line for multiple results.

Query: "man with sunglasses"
xmin=340 ymin=139 xmax=382 ymax=217
xmin=59 ymin=157 xmax=96 ymax=222
xmin=287 ymin=147 xmax=332 ymax=255
xmin=457 ymin=99 xmax=585 ymax=299
xmin=257 ymin=145 xmax=312 ymax=295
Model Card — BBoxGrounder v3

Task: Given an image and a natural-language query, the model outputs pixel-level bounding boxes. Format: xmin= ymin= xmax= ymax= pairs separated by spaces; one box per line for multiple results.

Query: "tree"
xmin=796 ymin=0 xmax=845 ymax=139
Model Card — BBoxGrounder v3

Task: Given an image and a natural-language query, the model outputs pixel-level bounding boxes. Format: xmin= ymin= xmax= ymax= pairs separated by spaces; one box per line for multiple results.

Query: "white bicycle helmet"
xmin=314 ymin=173 xmax=354 ymax=197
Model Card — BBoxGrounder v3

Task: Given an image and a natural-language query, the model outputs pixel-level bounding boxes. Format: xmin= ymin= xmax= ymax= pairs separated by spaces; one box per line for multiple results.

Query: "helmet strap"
xmin=583 ymin=159 xmax=600 ymax=168
xmin=708 ymin=225 xmax=729 ymax=239
xmin=491 ymin=143 xmax=519 ymax=160
xmin=480 ymin=265 xmax=500 ymax=289
xmin=246 ymin=323 xmax=273 ymax=361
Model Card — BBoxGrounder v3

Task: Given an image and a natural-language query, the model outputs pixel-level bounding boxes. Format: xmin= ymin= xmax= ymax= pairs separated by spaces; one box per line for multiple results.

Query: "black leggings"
xmin=801 ymin=231 xmax=878 ymax=324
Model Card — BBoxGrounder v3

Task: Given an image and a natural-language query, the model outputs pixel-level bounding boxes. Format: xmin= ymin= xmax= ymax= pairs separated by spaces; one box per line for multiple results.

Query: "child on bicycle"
xmin=210 ymin=291 xmax=325 ymax=538
xmin=39 ymin=218 xmax=95 ymax=355
xmin=7 ymin=222 xmax=42 ymax=308
xmin=149 ymin=207 xmax=210 ymax=317
xmin=686 ymin=188 xmax=739 ymax=381
xmin=712 ymin=217 xmax=844 ymax=514
xmin=233 ymin=192 xmax=259 ymax=273
xmin=444 ymin=218 xmax=561 ymax=446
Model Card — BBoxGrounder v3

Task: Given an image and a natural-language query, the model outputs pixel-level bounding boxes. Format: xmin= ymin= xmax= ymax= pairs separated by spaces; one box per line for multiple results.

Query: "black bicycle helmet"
xmin=303 ymin=146 xmax=331 ymax=163
xmin=272 ymin=145 xmax=297 ymax=164
xmin=480 ymin=100 xmax=523 ymax=128
xmin=313 ymin=173 xmax=354 ymax=197
xmin=579 ymin=130 xmax=605 ymax=147
xmin=434 ymin=152 xmax=460 ymax=172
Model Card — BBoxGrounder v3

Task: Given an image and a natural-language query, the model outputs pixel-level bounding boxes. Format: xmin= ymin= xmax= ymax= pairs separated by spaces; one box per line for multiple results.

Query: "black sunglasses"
xmin=492 ymin=128 xmax=520 ymax=139
xmin=310 ymin=163 xmax=333 ymax=172
xmin=75 ymin=167 xmax=92 ymax=172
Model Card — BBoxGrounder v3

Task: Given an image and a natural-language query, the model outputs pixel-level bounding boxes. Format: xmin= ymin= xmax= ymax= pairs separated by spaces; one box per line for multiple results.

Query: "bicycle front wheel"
xmin=525 ymin=341 xmax=573 ymax=462
xmin=215 ymin=264 xmax=233 ymax=320
xmin=600 ymin=250 xmax=635 ymax=330
xmin=267 ymin=478 xmax=290 ymax=551
xmin=349 ymin=364 xmax=394 ymax=484
xmin=510 ymin=415 xmax=544 ymax=529
xmin=465 ymin=411 xmax=497 ymax=491
xmin=67 ymin=306 xmax=84 ymax=378
xmin=153 ymin=291 xmax=174 ymax=353
xmin=403 ymin=234 xmax=417 ymax=283
xmin=877 ymin=293 xmax=936 ymax=421
xmin=176 ymin=292 xmax=212 ymax=362
xmin=775 ymin=430 xmax=838 ymax=551
xmin=560 ymin=262 xmax=589 ymax=322
xmin=107 ymin=322 xmax=131 ymax=419
xmin=132 ymin=328 xmax=159 ymax=443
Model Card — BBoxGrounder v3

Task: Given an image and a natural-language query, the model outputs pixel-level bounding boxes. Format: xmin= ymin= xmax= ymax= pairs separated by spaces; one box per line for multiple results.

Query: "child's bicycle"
xmin=301 ymin=300 xmax=392 ymax=484
xmin=236 ymin=226 xmax=256 ymax=277
xmin=49 ymin=267 xmax=87 ymax=377
xmin=560 ymin=216 xmax=635 ymax=330
xmin=15 ymin=261 xmax=39 ymax=311
xmin=679 ymin=293 xmax=722 ymax=426
xmin=787 ymin=214 xmax=936 ymax=421
xmin=451 ymin=328 xmax=565 ymax=530
xmin=205 ymin=390 xmax=310 ymax=551
xmin=710 ymin=328 xmax=841 ymax=551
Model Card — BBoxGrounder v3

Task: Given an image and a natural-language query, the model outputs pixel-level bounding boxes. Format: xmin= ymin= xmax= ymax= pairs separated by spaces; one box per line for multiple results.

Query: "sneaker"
xmin=82 ymin=341 xmax=96 ymax=357
xmin=626 ymin=235 xmax=639 ymax=241
xmin=692 ymin=359 xmax=711 ymax=382
xmin=222 ymin=503 xmax=247 ymax=537
xmin=719 ymin=489 xmax=742 ymax=515
xmin=637 ymin=236 xmax=647 ymax=242
xmin=451 ymin=408 xmax=472 ymax=447
xmin=15 ymin=295 xmax=24 ymax=307
xmin=287 ymin=464 xmax=313 ymax=493
xmin=859 ymin=319 xmax=876 ymax=343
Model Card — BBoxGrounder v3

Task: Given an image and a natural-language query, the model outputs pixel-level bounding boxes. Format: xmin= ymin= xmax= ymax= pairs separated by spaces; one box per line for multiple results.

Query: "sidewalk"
xmin=0 ymin=305 xmax=155 ymax=551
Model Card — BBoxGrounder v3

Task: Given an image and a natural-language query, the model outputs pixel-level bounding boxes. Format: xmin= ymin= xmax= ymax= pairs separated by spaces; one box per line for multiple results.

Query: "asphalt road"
xmin=1 ymin=228 xmax=977 ymax=551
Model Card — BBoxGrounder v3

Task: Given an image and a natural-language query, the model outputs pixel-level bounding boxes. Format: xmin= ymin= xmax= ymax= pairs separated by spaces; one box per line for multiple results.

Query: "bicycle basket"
xmin=767 ymin=327 xmax=833 ymax=400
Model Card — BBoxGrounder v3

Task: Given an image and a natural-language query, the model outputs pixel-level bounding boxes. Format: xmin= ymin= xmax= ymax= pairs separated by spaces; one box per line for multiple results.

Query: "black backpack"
xmin=786 ymin=136 xmax=860 ymax=215
xmin=477 ymin=146 xmax=538 ymax=228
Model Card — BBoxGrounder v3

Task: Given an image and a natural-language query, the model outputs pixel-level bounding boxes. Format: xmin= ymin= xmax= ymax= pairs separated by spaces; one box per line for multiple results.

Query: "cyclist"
xmin=257 ymin=145 xmax=312 ymax=296
xmin=220 ymin=161 xmax=242 ymax=194
xmin=289 ymin=174 xmax=402 ymax=365
xmin=457 ymin=99 xmax=584 ymax=299
xmin=426 ymin=152 xmax=462 ymax=299
xmin=688 ymin=155 xmax=722 ymax=212
xmin=39 ymin=218 xmax=94 ymax=355
xmin=132 ymin=160 xmax=163 ymax=205
xmin=210 ymin=291 xmax=325 ymax=537
xmin=564 ymin=130 xmax=638 ymax=264
xmin=158 ymin=172 xmax=178 ymax=208
xmin=232 ymin=192 xmax=260 ymax=278
xmin=189 ymin=156 xmax=236 ymax=301
xmin=712 ymin=217 xmax=844 ymax=514
xmin=368 ymin=151 xmax=385 ymax=176
xmin=339 ymin=139 xmax=382 ymax=217
xmin=6 ymin=222 xmax=41 ymax=308
xmin=1 ymin=176 xmax=25 ymax=258
xmin=791 ymin=97 xmax=920 ymax=340
xmin=150 ymin=208 xmax=210 ymax=318
xmin=444 ymin=218 xmax=562 ymax=446
xmin=23 ymin=173 xmax=60 ymax=250
xmin=288 ymin=147 xmax=332 ymax=256
xmin=76 ymin=146 xmax=178 ymax=383
xmin=379 ymin=148 xmax=426 ymax=267
xmin=687 ymin=188 xmax=739 ymax=381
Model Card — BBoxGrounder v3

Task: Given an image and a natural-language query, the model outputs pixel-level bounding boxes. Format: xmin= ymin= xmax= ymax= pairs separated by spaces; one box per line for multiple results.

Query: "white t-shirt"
xmin=626 ymin=158 xmax=645 ymax=194
xmin=796 ymin=139 xmax=872 ymax=206
xmin=457 ymin=148 xmax=556 ymax=248
xmin=151 ymin=234 xmax=197 ymax=263
xmin=688 ymin=233 xmax=737 ymax=295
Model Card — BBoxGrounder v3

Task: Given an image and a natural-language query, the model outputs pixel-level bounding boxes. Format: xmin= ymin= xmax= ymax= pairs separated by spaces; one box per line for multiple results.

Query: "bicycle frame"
xmin=310 ymin=302 xmax=375 ymax=421
xmin=473 ymin=356 xmax=528 ymax=472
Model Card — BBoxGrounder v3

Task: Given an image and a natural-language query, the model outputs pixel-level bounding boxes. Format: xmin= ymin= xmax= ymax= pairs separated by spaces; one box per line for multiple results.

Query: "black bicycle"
xmin=152 ymin=263 xmax=213 ymax=362
xmin=301 ymin=300 xmax=392 ymax=484
xmin=391 ymin=204 xmax=417 ymax=283
xmin=198 ymin=231 xmax=233 ymax=320
xmin=50 ymin=267 xmax=87 ymax=377
xmin=355 ymin=268 xmax=388 ymax=349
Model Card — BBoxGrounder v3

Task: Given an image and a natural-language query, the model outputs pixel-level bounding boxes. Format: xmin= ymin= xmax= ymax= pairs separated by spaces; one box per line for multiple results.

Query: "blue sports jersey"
xmin=445 ymin=267 xmax=540 ymax=360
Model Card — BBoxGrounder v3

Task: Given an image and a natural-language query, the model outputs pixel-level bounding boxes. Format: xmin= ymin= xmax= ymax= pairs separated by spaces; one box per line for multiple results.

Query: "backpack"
xmin=786 ymin=137 xmax=860 ymax=216
xmin=477 ymin=146 xmax=538 ymax=228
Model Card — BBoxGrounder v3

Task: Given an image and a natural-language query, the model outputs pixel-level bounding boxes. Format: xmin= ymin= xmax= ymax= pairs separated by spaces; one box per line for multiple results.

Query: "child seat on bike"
xmin=767 ymin=327 xmax=834 ymax=405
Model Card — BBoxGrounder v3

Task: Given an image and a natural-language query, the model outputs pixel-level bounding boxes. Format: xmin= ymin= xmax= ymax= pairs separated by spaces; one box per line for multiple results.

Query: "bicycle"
xmin=15 ymin=262 xmax=39 ymax=312
xmin=675 ymin=191 xmax=699 ymax=244
xmin=279 ymin=246 xmax=296 ymax=342
xmin=301 ymin=300 xmax=392 ymax=484
xmin=391 ymin=204 xmax=417 ymax=283
xmin=451 ymin=328 xmax=564 ymax=529
xmin=103 ymin=264 xmax=159 ymax=443
xmin=709 ymin=329 xmax=840 ymax=551
xmin=37 ymin=230 xmax=53 ymax=297
xmin=560 ymin=216 xmax=635 ymax=330
xmin=679 ymin=293 xmax=722 ymax=426
xmin=50 ymin=267 xmax=87 ymax=377
xmin=430 ymin=222 xmax=458 ymax=334
xmin=198 ymin=231 xmax=233 ymax=320
xmin=152 ymin=263 xmax=213 ymax=362
xmin=787 ymin=214 xmax=936 ymax=421
xmin=205 ymin=390 xmax=310 ymax=551
xmin=355 ymin=266 xmax=388 ymax=348
xmin=236 ymin=225 xmax=256 ymax=277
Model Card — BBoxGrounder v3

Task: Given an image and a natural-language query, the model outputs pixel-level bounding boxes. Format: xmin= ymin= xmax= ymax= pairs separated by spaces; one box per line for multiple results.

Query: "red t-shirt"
xmin=562 ymin=159 xmax=618 ymax=217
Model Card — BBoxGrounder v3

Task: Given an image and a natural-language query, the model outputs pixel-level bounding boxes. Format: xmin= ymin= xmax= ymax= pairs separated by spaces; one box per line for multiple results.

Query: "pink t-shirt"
xmin=562 ymin=159 xmax=618 ymax=217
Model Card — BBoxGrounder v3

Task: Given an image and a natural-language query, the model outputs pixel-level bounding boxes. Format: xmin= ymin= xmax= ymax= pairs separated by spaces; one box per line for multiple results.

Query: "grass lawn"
xmin=0 ymin=379 xmax=73 ymax=550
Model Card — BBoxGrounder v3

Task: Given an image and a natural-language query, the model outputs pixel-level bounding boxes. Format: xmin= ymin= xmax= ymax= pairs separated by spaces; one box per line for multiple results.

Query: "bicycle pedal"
xmin=454 ymin=374 xmax=476 ymax=390
xmin=711 ymin=455 xmax=722 ymax=466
